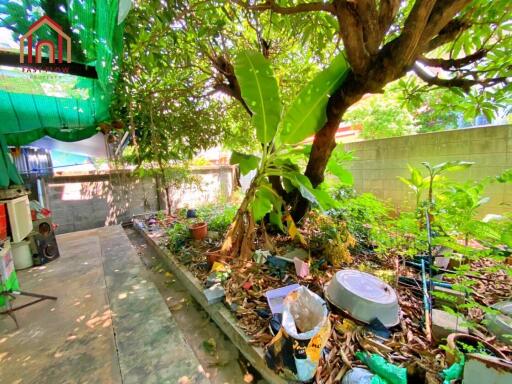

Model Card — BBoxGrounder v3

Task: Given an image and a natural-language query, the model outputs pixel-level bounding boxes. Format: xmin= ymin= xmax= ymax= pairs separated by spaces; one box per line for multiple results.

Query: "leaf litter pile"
xmin=152 ymin=224 xmax=512 ymax=384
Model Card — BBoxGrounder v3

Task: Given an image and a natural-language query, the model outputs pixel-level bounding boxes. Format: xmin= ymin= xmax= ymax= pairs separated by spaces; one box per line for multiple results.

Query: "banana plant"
xmin=223 ymin=50 xmax=350 ymax=258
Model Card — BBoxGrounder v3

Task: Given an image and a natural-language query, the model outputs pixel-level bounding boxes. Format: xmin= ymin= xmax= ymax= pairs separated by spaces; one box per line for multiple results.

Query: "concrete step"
xmin=99 ymin=226 xmax=210 ymax=384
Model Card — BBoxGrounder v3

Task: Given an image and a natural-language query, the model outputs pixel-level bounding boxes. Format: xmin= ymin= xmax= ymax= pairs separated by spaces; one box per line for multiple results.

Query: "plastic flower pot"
xmin=445 ymin=333 xmax=507 ymax=365
xmin=189 ymin=222 xmax=208 ymax=240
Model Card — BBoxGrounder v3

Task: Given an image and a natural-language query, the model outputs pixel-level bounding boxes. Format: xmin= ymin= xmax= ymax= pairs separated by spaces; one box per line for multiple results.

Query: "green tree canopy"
xmin=116 ymin=0 xmax=511 ymax=220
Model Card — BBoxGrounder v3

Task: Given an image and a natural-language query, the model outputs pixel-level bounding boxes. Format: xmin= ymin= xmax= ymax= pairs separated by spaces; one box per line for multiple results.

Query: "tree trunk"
xmin=291 ymin=71 xmax=368 ymax=220
xmin=157 ymin=158 xmax=172 ymax=214
xmin=221 ymin=175 xmax=259 ymax=259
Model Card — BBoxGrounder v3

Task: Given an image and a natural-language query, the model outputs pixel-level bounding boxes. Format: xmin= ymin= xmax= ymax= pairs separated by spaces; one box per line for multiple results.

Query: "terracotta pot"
xmin=206 ymin=249 xmax=221 ymax=267
xmin=445 ymin=333 xmax=507 ymax=365
xmin=189 ymin=222 xmax=208 ymax=241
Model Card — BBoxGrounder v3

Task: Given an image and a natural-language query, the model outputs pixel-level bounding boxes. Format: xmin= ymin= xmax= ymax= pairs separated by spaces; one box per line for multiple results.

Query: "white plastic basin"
xmin=325 ymin=269 xmax=399 ymax=327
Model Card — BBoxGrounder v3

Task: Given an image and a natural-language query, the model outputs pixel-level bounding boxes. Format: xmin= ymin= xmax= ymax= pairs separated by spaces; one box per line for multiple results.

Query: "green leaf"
xmin=269 ymin=211 xmax=284 ymax=231
xmin=234 ymin=50 xmax=281 ymax=144
xmin=252 ymin=190 xmax=273 ymax=221
xmin=496 ymin=169 xmax=512 ymax=183
xmin=229 ymin=151 xmax=260 ymax=175
xmin=284 ymin=172 xmax=338 ymax=211
xmin=397 ymin=176 xmax=414 ymax=188
xmin=468 ymin=221 xmax=501 ymax=242
xmin=501 ymin=230 xmax=512 ymax=247
xmin=327 ymin=162 xmax=353 ymax=185
xmin=280 ymin=52 xmax=350 ymax=144
xmin=410 ymin=165 xmax=424 ymax=187
xmin=429 ymin=161 xmax=474 ymax=174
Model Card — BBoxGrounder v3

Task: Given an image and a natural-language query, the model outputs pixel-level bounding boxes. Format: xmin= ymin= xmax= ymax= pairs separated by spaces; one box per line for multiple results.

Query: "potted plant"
xmin=205 ymin=248 xmax=222 ymax=266
xmin=445 ymin=333 xmax=507 ymax=365
xmin=189 ymin=219 xmax=208 ymax=241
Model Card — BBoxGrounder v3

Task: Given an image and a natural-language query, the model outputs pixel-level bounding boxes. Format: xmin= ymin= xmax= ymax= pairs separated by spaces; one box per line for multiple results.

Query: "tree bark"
xmin=290 ymin=70 xmax=371 ymax=220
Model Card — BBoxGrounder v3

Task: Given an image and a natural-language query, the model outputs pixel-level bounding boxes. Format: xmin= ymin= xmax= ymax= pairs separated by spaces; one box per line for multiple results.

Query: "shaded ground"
xmin=124 ymin=226 xmax=258 ymax=384
xmin=0 ymin=226 xmax=208 ymax=384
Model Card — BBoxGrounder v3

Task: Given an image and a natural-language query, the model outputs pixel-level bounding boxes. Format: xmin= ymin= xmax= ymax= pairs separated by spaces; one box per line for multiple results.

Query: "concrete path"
xmin=125 ymin=227 xmax=249 ymax=384
xmin=0 ymin=226 xmax=209 ymax=384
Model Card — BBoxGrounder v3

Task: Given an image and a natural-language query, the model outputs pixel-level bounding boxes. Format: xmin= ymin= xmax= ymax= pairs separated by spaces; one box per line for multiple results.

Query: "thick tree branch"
xmin=421 ymin=0 xmax=472 ymax=44
xmin=355 ymin=0 xmax=380 ymax=54
xmin=413 ymin=63 xmax=508 ymax=92
xmin=230 ymin=0 xmax=335 ymax=14
xmin=392 ymin=0 xmax=437 ymax=65
xmin=334 ymin=1 xmax=370 ymax=74
xmin=377 ymin=0 xmax=400 ymax=40
xmin=418 ymin=49 xmax=488 ymax=70
xmin=425 ymin=18 xmax=470 ymax=52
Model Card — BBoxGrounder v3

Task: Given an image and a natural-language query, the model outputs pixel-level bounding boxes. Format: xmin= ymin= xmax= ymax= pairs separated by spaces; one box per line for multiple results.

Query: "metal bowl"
xmin=325 ymin=269 xmax=399 ymax=327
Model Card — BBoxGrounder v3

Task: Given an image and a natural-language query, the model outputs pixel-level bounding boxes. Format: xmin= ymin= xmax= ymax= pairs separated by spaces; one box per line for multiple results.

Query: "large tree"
xmin=117 ymin=0 xmax=510 ymax=223
xmin=224 ymin=0 xmax=511 ymax=218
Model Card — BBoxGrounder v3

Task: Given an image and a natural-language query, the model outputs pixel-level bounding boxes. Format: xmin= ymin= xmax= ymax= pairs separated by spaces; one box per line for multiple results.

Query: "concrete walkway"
xmin=0 ymin=226 xmax=209 ymax=384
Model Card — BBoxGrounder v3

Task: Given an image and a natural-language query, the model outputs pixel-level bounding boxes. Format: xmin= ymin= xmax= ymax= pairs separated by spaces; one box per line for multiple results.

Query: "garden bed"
xmin=134 ymin=207 xmax=512 ymax=383
xmin=133 ymin=219 xmax=288 ymax=384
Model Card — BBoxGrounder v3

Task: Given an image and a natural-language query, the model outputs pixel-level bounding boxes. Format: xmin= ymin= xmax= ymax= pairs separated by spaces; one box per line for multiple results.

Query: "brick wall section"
xmin=344 ymin=125 xmax=512 ymax=215
xmin=46 ymin=166 xmax=235 ymax=234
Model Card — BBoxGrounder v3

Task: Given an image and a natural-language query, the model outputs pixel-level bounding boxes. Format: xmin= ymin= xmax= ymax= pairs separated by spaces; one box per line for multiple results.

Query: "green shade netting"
xmin=0 ymin=72 xmax=110 ymax=146
xmin=0 ymin=134 xmax=23 ymax=187
xmin=0 ymin=0 xmax=125 ymax=146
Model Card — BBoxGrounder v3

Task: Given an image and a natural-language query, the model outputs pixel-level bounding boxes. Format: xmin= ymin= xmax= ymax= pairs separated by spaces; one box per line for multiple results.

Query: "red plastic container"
xmin=0 ymin=203 xmax=7 ymax=240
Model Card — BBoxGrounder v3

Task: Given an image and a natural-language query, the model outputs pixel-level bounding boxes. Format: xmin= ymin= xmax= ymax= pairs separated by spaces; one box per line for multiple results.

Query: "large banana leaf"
xmin=230 ymin=151 xmax=260 ymax=175
xmin=252 ymin=189 xmax=273 ymax=221
xmin=252 ymin=183 xmax=282 ymax=221
xmin=234 ymin=51 xmax=281 ymax=144
xmin=280 ymin=52 xmax=350 ymax=144
xmin=285 ymin=172 xmax=338 ymax=211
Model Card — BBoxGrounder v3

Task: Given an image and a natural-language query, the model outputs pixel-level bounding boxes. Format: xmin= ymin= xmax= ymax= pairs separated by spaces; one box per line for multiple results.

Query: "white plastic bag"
xmin=265 ymin=286 xmax=330 ymax=382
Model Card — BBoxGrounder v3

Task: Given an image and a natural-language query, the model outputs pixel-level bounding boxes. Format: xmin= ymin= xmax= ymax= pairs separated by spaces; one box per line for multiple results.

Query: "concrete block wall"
xmin=344 ymin=125 xmax=512 ymax=215
xmin=46 ymin=166 xmax=235 ymax=234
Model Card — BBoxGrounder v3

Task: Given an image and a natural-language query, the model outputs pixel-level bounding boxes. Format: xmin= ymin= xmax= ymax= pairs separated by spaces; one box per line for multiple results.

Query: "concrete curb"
xmin=134 ymin=221 xmax=288 ymax=384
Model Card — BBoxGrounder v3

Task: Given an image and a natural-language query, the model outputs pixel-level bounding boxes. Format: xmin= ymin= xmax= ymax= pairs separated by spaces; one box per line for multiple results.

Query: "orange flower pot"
xmin=189 ymin=222 xmax=208 ymax=241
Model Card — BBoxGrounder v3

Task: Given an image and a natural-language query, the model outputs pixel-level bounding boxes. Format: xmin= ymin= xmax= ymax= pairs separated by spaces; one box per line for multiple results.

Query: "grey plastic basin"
xmin=325 ymin=269 xmax=399 ymax=327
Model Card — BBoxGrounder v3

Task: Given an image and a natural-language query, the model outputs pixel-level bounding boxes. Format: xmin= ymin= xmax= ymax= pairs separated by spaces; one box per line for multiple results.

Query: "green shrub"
xmin=166 ymin=222 xmax=190 ymax=253
xmin=331 ymin=188 xmax=390 ymax=250
xmin=196 ymin=204 xmax=237 ymax=234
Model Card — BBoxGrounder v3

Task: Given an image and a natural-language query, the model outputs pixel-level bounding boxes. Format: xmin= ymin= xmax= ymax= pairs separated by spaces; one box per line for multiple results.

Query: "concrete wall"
xmin=345 ymin=125 xmax=512 ymax=215
xmin=45 ymin=166 xmax=235 ymax=234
